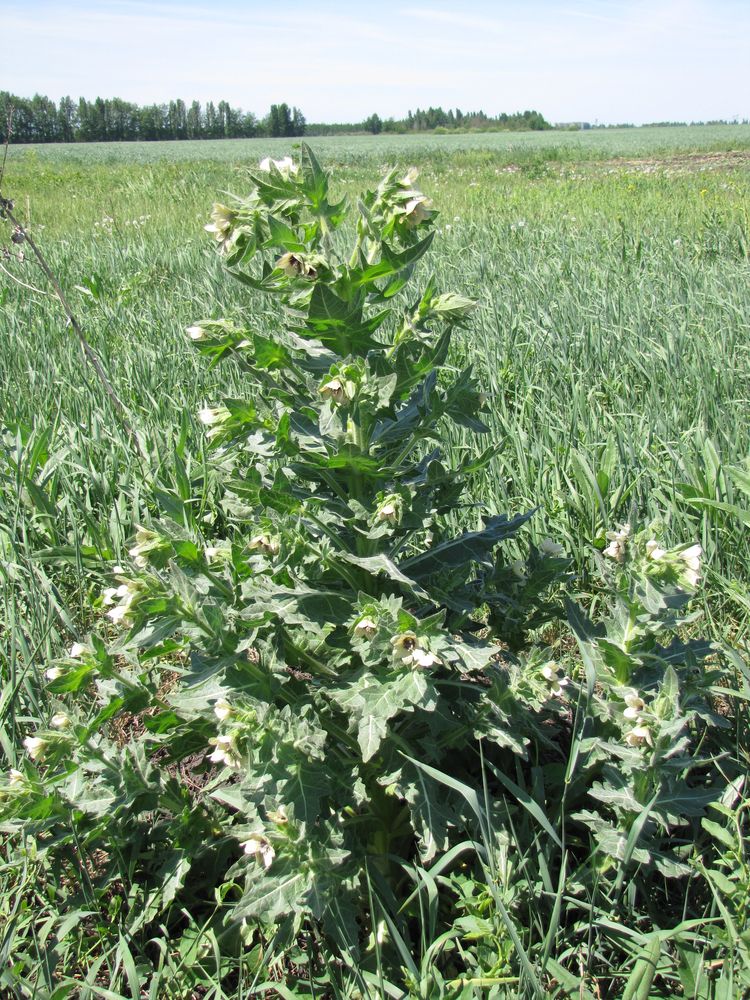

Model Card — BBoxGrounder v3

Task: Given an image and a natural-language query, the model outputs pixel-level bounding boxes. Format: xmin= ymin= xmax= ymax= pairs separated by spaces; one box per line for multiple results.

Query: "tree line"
xmin=0 ymin=91 xmax=552 ymax=144
xmin=313 ymin=107 xmax=551 ymax=135
xmin=0 ymin=93 xmax=305 ymax=143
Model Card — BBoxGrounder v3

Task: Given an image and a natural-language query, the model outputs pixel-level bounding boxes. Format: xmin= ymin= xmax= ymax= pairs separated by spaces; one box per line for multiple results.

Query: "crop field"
xmin=1 ymin=127 xmax=749 ymax=998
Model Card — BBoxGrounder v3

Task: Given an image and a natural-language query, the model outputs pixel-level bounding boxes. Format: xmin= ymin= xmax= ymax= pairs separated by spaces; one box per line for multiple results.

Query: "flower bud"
xmin=353 ymin=617 xmax=377 ymax=639
xmin=319 ymin=378 xmax=345 ymax=404
xmin=539 ymin=538 xmax=565 ymax=557
xmin=213 ymin=698 xmax=233 ymax=722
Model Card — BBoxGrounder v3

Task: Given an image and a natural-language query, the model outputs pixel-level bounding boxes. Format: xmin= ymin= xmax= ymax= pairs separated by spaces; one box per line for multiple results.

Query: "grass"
xmin=4 ymin=130 xmax=749 ymax=614
xmin=1 ymin=128 xmax=749 ymax=996
xmin=7 ymin=122 xmax=750 ymax=166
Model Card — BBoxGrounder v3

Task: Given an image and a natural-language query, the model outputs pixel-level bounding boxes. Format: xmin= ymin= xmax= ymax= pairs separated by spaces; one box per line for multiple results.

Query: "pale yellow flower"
xmin=198 ymin=406 xmax=224 ymax=426
xmin=208 ymin=734 xmax=241 ymax=769
xmin=23 ymin=736 xmax=48 ymax=761
xmin=353 ymin=617 xmax=377 ymax=639
xmin=276 ymin=252 xmax=317 ymax=279
xmin=623 ymin=692 xmax=645 ymax=720
xmin=645 ymin=539 xmax=666 ymax=561
xmin=213 ymin=699 xmax=233 ymax=723
xmin=391 ymin=632 xmax=418 ymax=661
xmin=376 ymin=495 xmax=402 ymax=523
xmin=204 ymin=203 xmax=236 ymax=252
xmin=679 ymin=543 xmax=702 ymax=587
xmin=319 ymin=378 xmax=345 ymax=403
xmin=258 ymin=156 xmax=298 ymax=178
xmin=240 ymin=835 xmax=276 ymax=868
xmin=410 ymin=648 xmax=440 ymax=669
xmin=541 ymin=663 xmax=570 ymax=697
xmin=539 ymin=538 xmax=565 ymax=557
xmin=403 ymin=195 xmax=433 ymax=228
xmin=624 ymin=723 xmax=653 ymax=748
xmin=603 ymin=525 xmax=630 ymax=562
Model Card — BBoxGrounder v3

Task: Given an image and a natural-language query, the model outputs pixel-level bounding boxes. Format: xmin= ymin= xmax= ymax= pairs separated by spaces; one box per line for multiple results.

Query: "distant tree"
xmin=30 ymin=94 xmax=59 ymax=141
xmin=186 ymin=101 xmax=202 ymax=139
xmin=205 ymin=101 xmax=219 ymax=138
xmin=0 ymin=88 xmax=554 ymax=143
xmin=279 ymin=103 xmax=293 ymax=136
xmin=291 ymin=106 xmax=306 ymax=136
xmin=168 ymin=98 xmax=187 ymax=139
xmin=241 ymin=111 xmax=258 ymax=138
xmin=58 ymin=95 xmax=77 ymax=142
xmin=364 ymin=112 xmax=382 ymax=134
xmin=139 ymin=104 xmax=167 ymax=141
xmin=266 ymin=103 xmax=294 ymax=137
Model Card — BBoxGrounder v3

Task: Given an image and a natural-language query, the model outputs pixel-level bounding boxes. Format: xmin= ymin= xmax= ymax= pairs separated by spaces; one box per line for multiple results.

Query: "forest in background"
xmin=0 ymin=91 xmax=552 ymax=142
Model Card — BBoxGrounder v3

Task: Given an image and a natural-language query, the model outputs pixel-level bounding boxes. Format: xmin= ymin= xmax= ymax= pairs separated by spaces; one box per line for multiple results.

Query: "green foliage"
xmin=1 ymin=139 xmax=749 ymax=997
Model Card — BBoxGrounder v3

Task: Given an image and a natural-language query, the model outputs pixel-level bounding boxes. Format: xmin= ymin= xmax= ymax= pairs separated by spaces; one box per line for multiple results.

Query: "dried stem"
xmin=0 ymin=106 xmax=12 ymax=192
xmin=1 ymin=204 xmax=146 ymax=458
xmin=0 ymin=106 xmax=146 ymax=461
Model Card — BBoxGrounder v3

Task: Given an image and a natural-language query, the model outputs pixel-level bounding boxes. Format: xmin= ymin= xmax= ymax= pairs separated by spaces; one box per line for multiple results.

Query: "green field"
xmin=1 ymin=128 xmax=749 ymax=997
xmin=4 ymin=128 xmax=749 ymax=594
xmin=8 ymin=122 xmax=750 ymax=164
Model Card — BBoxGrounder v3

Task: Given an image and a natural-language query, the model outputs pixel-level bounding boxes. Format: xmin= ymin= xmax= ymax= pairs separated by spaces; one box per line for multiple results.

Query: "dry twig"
xmin=0 ymin=105 xmax=146 ymax=460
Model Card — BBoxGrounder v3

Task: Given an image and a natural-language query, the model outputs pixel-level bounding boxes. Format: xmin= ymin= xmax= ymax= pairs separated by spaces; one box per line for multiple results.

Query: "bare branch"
xmin=0 ymin=259 xmax=49 ymax=296
xmin=0 ymin=107 xmax=146 ymax=461
xmin=0 ymin=105 xmax=12 ymax=192
xmin=0 ymin=204 xmax=146 ymax=459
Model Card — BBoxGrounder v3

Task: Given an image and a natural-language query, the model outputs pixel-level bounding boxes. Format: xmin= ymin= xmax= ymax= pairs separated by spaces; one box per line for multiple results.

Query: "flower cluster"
xmin=541 ymin=662 xmax=570 ymax=698
xmin=676 ymin=543 xmax=702 ymax=589
xmin=208 ymin=733 xmax=241 ymax=769
xmin=248 ymin=534 xmax=279 ymax=557
xmin=276 ymin=252 xmax=318 ymax=280
xmin=128 ymin=526 xmax=169 ymax=568
xmin=603 ymin=524 xmax=630 ymax=562
xmin=622 ymin=690 xmax=653 ymax=748
xmin=103 ymin=580 xmax=142 ymax=625
xmin=204 ymin=203 xmax=237 ymax=254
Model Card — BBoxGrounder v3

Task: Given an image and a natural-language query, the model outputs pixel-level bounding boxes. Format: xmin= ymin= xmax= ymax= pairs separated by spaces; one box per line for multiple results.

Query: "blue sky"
xmin=5 ymin=0 xmax=749 ymax=124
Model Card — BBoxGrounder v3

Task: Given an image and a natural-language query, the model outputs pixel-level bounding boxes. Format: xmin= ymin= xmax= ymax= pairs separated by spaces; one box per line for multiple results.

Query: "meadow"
xmin=1 ymin=127 xmax=749 ymax=998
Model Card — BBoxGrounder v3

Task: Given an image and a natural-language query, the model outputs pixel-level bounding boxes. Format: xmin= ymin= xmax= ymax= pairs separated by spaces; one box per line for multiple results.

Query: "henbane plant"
xmin=4 ymin=145 xmax=564 ymax=941
xmin=2 ymin=146 xmax=742 ymax=992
